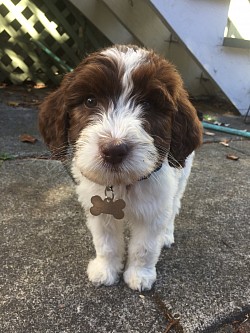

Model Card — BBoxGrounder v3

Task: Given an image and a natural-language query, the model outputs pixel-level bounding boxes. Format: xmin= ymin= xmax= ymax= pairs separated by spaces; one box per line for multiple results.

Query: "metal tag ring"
xmin=105 ymin=186 xmax=114 ymax=200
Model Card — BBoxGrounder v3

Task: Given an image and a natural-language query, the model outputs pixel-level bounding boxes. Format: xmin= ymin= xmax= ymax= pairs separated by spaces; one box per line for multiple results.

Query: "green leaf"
xmin=0 ymin=153 xmax=14 ymax=160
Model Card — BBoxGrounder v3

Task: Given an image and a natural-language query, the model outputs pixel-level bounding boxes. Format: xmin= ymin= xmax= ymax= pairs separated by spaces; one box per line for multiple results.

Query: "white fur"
xmin=71 ymin=48 xmax=195 ymax=291
xmin=72 ymin=150 xmax=194 ymax=291
xmin=73 ymin=103 xmax=157 ymax=186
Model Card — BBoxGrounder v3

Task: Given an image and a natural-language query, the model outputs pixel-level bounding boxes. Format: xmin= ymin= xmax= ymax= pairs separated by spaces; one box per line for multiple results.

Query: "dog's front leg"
xmin=124 ymin=218 xmax=165 ymax=291
xmin=87 ymin=215 xmax=124 ymax=286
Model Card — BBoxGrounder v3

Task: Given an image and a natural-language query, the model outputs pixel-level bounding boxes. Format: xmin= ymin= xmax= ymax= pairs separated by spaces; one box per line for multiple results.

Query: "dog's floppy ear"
xmin=169 ymin=90 xmax=203 ymax=168
xmin=39 ymin=74 xmax=72 ymax=158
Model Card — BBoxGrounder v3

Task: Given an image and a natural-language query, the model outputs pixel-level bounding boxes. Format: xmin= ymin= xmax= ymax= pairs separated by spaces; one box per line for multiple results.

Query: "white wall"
xmin=150 ymin=0 xmax=250 ymax=115
xmin=70 ymin=0 xmax=250 ymax=114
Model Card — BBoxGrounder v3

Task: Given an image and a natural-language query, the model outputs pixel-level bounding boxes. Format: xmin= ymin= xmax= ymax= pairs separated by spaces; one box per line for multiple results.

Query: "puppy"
xmin=39 ymin=45 xmax=202 ymax=291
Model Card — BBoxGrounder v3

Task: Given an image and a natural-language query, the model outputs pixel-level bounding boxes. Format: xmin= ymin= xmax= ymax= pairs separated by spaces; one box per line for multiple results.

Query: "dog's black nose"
xmin=101 ymin=140 xmax=129 ymax=164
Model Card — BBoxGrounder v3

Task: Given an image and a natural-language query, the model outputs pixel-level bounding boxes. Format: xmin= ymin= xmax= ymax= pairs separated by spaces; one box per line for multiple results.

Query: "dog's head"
xmin=39 ymin=45 xmax=202 ymax=185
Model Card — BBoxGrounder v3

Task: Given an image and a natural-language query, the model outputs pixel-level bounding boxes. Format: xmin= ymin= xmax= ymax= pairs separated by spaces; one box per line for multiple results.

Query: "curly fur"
xmin=39 ymin=45 xmax=202 ymax=291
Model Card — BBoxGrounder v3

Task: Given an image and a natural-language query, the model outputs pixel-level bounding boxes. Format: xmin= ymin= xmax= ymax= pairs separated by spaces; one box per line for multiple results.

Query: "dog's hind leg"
xmin=164 ymin=152 xmax=194 ymax=248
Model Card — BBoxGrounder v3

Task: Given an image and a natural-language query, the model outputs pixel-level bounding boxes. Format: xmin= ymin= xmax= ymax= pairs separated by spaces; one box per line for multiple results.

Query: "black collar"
xmin=138 ymin=164 xmax=163 ymax=181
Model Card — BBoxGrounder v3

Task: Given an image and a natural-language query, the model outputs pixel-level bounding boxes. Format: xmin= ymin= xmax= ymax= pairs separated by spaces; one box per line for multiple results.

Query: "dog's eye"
xmin=85 ymin=95 xmax=97 ymax=108
xmin=141 ymin=101 xmax=151 ymax=110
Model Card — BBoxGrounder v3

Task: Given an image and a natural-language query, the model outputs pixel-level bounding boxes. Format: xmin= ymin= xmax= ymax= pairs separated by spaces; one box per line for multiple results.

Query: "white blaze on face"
xmin=73 ymin=47 xmax=159 ymax=186
xmin=102 ymin=47 xmax=148 ymax=103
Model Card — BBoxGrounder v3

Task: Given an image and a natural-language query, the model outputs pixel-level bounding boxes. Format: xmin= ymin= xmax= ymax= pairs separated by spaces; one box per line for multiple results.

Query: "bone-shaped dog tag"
xmin=90 ymin=195 xmax=126 ymax=220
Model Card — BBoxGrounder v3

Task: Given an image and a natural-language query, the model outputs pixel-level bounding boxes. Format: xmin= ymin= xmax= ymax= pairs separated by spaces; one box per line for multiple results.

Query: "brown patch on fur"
xmin=169 ymin=90 xmax=203 ymax=167
xmin=39 ymin=75 xmax=71 ymax=157
xmin=65 ymin=52 xmax=123 ymax=108
xmin=131 ymin=50 xmax=202 ymax=167
xmin=39 ymin=52 xmax=123 ymax=156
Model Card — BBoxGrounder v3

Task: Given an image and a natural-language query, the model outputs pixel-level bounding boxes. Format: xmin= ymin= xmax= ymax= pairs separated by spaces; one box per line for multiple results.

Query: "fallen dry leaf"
xmin=220 ymin=139 xmax=231 ymax=147
xmin=226 ymin=154 xmax=239 ymax=161
xmin=19 ymin=134 xmax=37 ymax=144
xmin=7 ymin=101 xmax=20 ymax=107
xmin=18 ymin=100 xmax=40 ymax=107
xmin=34 ymin=83 xmax=46 ymax=89
xmin=204 ymin=131 xmax=215 ymax=136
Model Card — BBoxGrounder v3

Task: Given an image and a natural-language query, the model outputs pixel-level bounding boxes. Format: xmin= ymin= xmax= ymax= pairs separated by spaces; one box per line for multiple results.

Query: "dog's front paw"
xmin=87 ymin=258 xmax=122 ymax=286
xmin=123 ymin=266 xmax=156 ymax=291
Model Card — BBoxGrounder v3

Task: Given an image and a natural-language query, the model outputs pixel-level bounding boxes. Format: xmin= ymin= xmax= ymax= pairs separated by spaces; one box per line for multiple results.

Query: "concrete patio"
xmin=0 ymin=88 xmax=249 ymax=332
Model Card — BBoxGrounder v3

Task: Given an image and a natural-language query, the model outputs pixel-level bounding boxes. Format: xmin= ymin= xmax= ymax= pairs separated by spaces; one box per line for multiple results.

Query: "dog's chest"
xmin=75 ymin=169 xmax=178 ymax=222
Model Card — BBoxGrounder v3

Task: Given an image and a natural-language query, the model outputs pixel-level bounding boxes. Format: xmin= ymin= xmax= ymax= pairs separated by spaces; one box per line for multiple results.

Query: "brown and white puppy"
xmin=39 ymin=45 xmax=202 ymax=291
